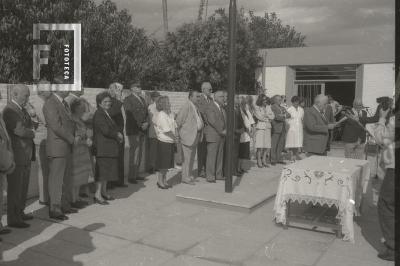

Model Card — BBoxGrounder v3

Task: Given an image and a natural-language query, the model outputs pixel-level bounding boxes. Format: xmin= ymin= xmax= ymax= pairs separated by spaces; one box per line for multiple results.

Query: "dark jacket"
xmin=93 ymin=108 xmax=120 ymax=158
xmin=303 ymin=106 xmax=329 ymax=154
xmin=123 ymin=94 xmax=148 ymax=136
xmin=271 ymin=104 xmax=290 ymax=134
xmin=108 ymin=97 xmax=124 ymax=134
xmin=3 ymin=102 xmax=37 ymax=165
xmin=203 ymin=101 xmax=226 ymax=143
xmin=341 ymin=109 xmax=379 ymax=143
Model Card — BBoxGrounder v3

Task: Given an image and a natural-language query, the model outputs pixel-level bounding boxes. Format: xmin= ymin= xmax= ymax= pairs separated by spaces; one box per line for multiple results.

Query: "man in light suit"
xmin=43 ymin=81 xmax=76 ymax=220
xmin=303 ymin=94 xmax=337 ymax=156
xmin=123 ymin=83 xmax=148 ymax=184
xmin=3 ymin=85 xmax=38 ymax=228
xmin=195 ymin=82 xmax=213 ymax=177
xmin=270 ymin=95 xmax=291 ymax=165
xmin=176 ymin=90 xmax=204 ymax=185
xmin=0 ymin=112 xmax=15 ymax=240
xmin=204 ymin=90 xmax=226 ymax=183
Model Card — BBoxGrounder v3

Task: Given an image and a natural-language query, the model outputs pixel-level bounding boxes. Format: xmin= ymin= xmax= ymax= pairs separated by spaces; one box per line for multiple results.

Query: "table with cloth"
xmin=273 ymin=156 xmax=370 ymax=243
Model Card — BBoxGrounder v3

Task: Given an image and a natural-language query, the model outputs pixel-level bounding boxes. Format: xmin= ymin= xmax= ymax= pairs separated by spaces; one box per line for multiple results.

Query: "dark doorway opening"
xmin=325 ymin=81 xmax=356 ymax=107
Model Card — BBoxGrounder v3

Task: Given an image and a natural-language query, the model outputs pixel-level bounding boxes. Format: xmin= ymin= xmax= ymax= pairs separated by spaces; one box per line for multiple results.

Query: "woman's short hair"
xmin=156 ymin=96 xmax=170 ymax=112
xmin=256 ymin=94 xmax=267 ymax=107
xmin=96 ymin=92 xmax=112 ymax=108
xmin=291 ymin=96 xmax=300 ymax=103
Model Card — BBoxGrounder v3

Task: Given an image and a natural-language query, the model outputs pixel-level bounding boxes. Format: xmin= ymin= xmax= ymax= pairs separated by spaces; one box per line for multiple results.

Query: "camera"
xmin=376 ymin=96 xmax=391 ymax=111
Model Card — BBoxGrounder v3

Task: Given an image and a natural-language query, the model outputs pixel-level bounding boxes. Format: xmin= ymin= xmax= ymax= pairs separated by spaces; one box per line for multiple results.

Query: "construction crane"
xmin=197 ymin=0 xmax=208 ymax=21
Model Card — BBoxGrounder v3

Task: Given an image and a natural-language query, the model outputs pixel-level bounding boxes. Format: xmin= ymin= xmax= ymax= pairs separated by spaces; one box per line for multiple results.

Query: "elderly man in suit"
xmin=204 ymin=90 xmax=226 ymax=183
xmin=3 ymin=85 xmax=38 ymax=228
xmin=43 ymin=84 xmax=76 ymax=220
xmin=124 ymin=83 xmax=149 ymax=184
xmin=176 ymin=90 xmax=204 ymax=185
xmin=196 ymin=82 xmax=213 ymax=177
xmin=270 ymin=95 xmax=291 ymax=165
xmin=0 ymin=112 xmax=15 ymax=240
xmin=303 ymin=94 xmax=337 ymax=156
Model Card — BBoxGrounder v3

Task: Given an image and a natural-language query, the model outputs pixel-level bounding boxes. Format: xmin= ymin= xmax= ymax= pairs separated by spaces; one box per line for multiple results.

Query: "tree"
xmin=248 ymin=11 xmax=306 ymax=49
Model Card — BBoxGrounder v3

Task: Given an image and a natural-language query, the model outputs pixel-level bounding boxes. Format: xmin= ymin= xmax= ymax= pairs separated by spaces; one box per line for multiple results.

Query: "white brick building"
xmin=256 ymin=43 xmax=395 ymax=113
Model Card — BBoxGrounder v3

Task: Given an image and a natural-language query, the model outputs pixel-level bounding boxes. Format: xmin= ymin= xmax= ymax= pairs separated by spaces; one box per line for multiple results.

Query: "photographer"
xmin=373 ymin=96 xmax=395 ymax=261
xmin=337 ymin=98 xmax=380 ymax=159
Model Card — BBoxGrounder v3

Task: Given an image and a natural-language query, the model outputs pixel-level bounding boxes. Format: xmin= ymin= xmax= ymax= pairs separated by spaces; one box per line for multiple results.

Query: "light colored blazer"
xmin=43 ymin=94 xmax=75 ymax=157
xmin=176 ymin=101 xmax=203 ymax=146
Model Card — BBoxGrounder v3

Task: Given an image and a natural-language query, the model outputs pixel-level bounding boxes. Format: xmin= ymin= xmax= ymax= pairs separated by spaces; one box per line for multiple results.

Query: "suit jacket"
xmin=204 ymin=101 xmax=226 ymax=143
xmin=303 ymin=106 xmax=329 ymax=154
xmin=271 ymin=104 xmax=290 ymax=134
xmin=341 ymin=109 xmax=375 ymax=143
xmin=123 ymin=94 xmax=148 ymax=135
xmin=93 ymin=108 xmax=120 ymax=157
xmin=42 ymin=94 xmax=75 ymax=157
xmin=324 ymin=104 xmax=335 ymax=123
xmin=108 ymin=97 xmax=124 ymax=134
xmin=3 ymin=101 xmax=36 ymax=165
xmin=0 ymin=115 xmax=14 ymax=175
xmin=176 ymin=101 xmax=203 ymax=146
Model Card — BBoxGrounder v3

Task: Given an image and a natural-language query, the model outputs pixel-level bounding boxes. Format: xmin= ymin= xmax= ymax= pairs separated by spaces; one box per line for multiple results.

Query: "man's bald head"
xmin=11 ymin=84 xmax=30 ymax=107
xmin=314 ymin=94 xmax=328 ymax=112
xmin=201 ymin=82 xmax=212 ymax=97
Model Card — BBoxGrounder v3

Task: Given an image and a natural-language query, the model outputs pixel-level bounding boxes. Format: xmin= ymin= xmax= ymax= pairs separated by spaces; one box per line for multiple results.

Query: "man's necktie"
xmin=62 ymin=100 xmax=71 ymax=113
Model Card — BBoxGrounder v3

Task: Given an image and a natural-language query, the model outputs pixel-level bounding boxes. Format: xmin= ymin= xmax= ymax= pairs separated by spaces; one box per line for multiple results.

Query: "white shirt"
xmin=189 ymin=101 xmax=203 ymax=130
xmin=153 ymin=111 xmax=177 ymax=143
xmin=11 ymin=100 xmax=23 ymax=110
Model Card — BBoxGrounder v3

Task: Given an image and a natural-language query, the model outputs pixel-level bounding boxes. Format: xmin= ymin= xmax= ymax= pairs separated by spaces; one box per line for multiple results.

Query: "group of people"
xmin=0 ymin=80 xmax=396 ymax=261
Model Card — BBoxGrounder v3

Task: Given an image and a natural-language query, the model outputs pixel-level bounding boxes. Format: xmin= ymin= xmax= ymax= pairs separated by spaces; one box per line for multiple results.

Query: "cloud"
xmin=96 ymin=0 xmax=395 ymax=46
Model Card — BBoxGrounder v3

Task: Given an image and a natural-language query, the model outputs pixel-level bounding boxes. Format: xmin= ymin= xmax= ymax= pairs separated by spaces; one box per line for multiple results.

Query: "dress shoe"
xmin=63 ymin=208 xmax=78 ymax=214
xmin=378 ymin=249 xmax=395 ymax=261
xmin=206 ymin=179 xmax=216 ymax=183
xmin=93 ymin=197 xmax=109 ymax=205
xmin=157 ymin=182 xmax=168 ymax=189
xmin=182 ymin=179 xmax=195 ymax=185
xmin=128 ymin=179 xmax=138 ymax=184
xmin=49 ymin=212 xmax=69 ymax=221
xmin=79 ymin=193 xmax=89 ymax=198
xmin=102 ymin=194 xmax=115 ymax=201
xmin=70 ymin=201 xmax=86 ymax=209
xmin=21 ymin=213 xmax=34 ymax=221
xmin=277 ymin=161 xmax=286 ymax=165
xmin=198 ymin=170 xmax=206 ymax=178
xmin=0 ymin=228 xmax=11 ymax=235
xmin=115 ymin=183 xmax=128 ymax=188
xmin=8 ymin=222 xmax=30 ymax=228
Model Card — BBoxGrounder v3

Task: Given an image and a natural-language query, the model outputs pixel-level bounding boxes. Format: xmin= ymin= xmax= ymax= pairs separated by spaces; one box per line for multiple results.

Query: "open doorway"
xmin=325 ymin=82 xmax=356 ymax=107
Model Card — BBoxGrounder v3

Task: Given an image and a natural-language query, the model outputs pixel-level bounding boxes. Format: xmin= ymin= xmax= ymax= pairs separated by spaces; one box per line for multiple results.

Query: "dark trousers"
xmin=378 ymin=168 xmax=395 ymax=250
xmin=7 ymin=164 xmax=31 ymax=224
xmin=128 ymin=134 xmax=144 ymax=181
xmin=197 ymin=138 xmax=207 ymax=174
xmin=271 ymin=132 xmax=286 ymax=163
xmin=147 ymin=137 xmax=158 ymax=172
xmin=206 ymin=139 xmax=225 ymax=180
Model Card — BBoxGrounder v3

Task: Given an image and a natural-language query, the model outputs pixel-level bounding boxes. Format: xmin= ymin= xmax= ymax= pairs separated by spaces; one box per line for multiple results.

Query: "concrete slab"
xmin=163 ymin=255 xmax=230 ymax=266
xmin=176 ymin=164 xmax=283 ymax=213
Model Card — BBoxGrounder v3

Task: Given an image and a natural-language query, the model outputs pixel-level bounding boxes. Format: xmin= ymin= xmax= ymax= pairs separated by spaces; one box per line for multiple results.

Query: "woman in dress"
xmin=93 ymin=92 xmax=124 ymax=204
xmin=238 ymin=96 xmax=255 ymax=173
xmin=153 ymin=96 xmax=178 ymax=189
xmin=253 ymin=94 xmax=275 ymax=168
xmin=69 ymin=99 xmax=94 ymax=208
xmin=285 ymin=96 xmax=304 ymax=162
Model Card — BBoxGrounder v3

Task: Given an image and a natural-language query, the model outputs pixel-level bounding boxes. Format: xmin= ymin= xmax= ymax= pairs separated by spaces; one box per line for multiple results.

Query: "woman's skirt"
xmin=71 ymin=144 xmax=93 ymax=187
xmin=95 ymin=157 xmax=119 ymax=182
xmin=156 ymin=140 xmax=175 ymax=170
xmin=239 ymin=142 xmax=250 ymax=159
xmin=254 ymin=128 xmax=271 ymax=148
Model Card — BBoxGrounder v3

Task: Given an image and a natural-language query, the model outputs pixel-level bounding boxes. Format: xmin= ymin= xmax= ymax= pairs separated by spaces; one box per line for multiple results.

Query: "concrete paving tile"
xmin=93 ymin=222 xmax=156 ymax=242
xmin=86 ymin=243 xmax=174 ymax=266
xmin=316 ymin=253 xmax=390 ymax=266
xmin=163 ymin=255 xmax=230 ymax=266
xmin=156 ymin=202 xmax=205 ymax=220
xmin=187 ymin=234 xmax=264 ymax=264
xmin=274 ymin=227 xmax=336 ymax=244
xmin=244 ymin=256 xmax=307 ymax=266
xmin=220 ymin=224 xmax=280 ymax=245
xmin=141 ymin=223 xmax=213 ymax=252
xmin=1 ymin=247 xmax=74 ymax=266
xmin=235 ymin=204 xmax=282 ymax=233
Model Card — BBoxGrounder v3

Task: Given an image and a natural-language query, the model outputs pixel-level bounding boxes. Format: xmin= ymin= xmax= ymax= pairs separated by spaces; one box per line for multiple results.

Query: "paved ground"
xmin=0 ymin=149 xmax=394 ymax=266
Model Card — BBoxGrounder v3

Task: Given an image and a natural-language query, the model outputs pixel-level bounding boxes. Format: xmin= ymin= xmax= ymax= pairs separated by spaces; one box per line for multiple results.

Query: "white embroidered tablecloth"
xmin=273 ymin=156 xmax=370 ymax=243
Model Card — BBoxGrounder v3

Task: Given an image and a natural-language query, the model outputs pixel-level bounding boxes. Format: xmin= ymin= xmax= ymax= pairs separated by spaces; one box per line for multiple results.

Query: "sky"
xmin=99 ymin=0 xmax=395 ymax=46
